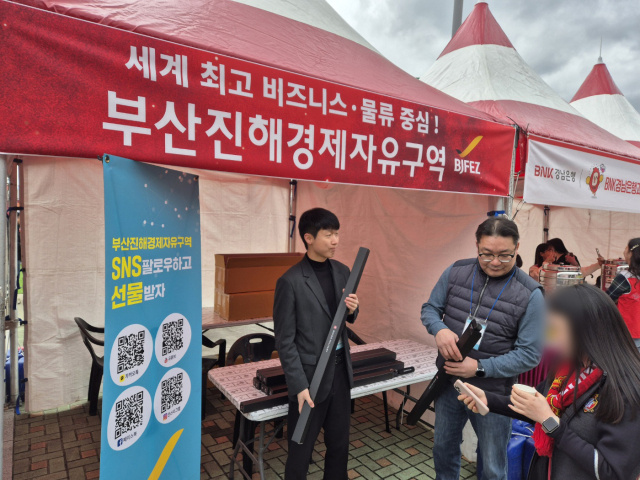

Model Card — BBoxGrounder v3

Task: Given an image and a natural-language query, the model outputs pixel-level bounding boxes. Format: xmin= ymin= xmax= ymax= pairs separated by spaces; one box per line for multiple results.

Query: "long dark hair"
xmin=547 ymin=238 xmax=568 ymax=255
xmin=534 ymin=243 xmax=551 ymax=267
xmin=547 ymin=284 xmax=640 ymax=423
xmin=628 ymin=237 xmax=640 ymax=277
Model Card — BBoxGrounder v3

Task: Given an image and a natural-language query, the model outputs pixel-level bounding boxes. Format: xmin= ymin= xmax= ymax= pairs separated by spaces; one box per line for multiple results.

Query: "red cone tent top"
xmin=13 ymin=0 xmax=497 ymax=122
xmin=420 ymin=2 xmax=640 ymax=162
xmin=570 ymin=59 xmax=640 ymax=148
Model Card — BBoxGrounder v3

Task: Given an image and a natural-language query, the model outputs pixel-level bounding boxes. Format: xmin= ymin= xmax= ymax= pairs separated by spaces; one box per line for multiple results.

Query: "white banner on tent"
xmin=524 ymin=139 xmax=640 ymax=214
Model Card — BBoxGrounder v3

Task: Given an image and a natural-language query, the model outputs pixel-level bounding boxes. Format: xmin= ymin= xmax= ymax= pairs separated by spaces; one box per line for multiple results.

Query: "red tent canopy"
xmin=1 ymin=0 xmax=517 ymax=196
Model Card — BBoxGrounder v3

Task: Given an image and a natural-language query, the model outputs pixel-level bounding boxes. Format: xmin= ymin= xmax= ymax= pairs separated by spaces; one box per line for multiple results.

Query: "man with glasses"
xmin=420 ymin=217 xmax=544 ymax=480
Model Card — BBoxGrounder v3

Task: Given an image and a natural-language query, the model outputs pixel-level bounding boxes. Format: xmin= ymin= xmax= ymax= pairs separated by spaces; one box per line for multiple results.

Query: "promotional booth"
xmin=0 ymin=0 xmax=528 ymax=476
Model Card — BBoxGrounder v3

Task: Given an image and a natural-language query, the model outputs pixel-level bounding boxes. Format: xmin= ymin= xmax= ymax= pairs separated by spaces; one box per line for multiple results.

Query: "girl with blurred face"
xmin=457 ymin=284 xmax=640 ymax=480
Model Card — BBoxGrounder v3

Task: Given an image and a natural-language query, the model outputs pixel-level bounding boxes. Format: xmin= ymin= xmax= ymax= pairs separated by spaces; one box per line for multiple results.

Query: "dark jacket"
xmin=486 ymin=377 xmax=640 ymax=480
xmin=440 ymin=259 xmax=542 ymax=394
xmin=273 ymin=256 xmax=357 ymax=404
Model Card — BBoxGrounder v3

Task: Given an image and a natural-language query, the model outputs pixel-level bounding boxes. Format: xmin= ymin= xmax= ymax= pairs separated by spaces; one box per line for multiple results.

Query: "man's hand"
xmin=444 ymin=357 xmax=478 ymax=378
xmin=344 ymin=292 xmax=359 ymax=314
xmin=435 ymin=329 xmax=462 ymax=361
xmin=297 ymin=388 xmax=314 ymax=413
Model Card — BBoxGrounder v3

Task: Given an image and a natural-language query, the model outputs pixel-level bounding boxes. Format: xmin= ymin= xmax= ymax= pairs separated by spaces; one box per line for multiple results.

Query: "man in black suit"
xmin=274 ymin=208 xmax=359 ymax=480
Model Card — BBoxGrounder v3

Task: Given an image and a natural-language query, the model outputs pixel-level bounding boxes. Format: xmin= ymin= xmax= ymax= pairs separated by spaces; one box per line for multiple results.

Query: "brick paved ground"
xmin=11 ymin=387 xmax=477 ymax=479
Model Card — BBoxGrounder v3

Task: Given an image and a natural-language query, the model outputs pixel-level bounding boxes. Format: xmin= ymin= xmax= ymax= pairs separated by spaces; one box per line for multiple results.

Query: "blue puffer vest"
xmin=438 ymin=258 xmax=542 ymax=394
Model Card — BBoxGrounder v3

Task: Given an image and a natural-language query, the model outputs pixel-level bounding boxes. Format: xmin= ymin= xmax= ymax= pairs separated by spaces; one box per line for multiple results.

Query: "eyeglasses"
xmin=478 ymin=251 xmax=516 ymax=263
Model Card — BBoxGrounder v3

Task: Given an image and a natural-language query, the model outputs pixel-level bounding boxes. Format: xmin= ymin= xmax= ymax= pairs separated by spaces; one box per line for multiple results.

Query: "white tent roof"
xmin=570 ymin=59 xmax=640 ymax=148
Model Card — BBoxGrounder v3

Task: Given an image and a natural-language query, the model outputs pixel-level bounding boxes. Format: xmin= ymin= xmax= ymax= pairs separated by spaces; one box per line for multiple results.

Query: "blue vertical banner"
xmin=101 ymin=155 xmax=201 ymax=479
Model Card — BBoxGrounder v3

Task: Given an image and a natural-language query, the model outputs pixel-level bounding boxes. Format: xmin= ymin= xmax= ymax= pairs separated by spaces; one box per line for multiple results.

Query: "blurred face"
xmin=623 ymin=245 xmax=631 ymax=264
xmin=477 ymin=235 xmax=519 ymax=277
xmin=546 ymin=311 xmax=575 ymax=360
xmin=543 ymin=246 xmax=557 ymax=263
xmin=305 ymin=229 xmax=339 ymax=261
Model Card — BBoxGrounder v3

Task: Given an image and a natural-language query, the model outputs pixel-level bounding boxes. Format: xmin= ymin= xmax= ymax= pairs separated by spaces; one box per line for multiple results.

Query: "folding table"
xmin=208 ymin=339 xmax=439 ymax=480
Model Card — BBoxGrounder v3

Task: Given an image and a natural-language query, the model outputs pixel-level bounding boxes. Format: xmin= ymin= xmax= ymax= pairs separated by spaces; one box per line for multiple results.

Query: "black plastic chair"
xmin=226 ymin=333 xmax=277 ymax=366
xmin=74 ymin=317 xmax=104 ymax=416
xmin=202 ymin=334 xmax=226 ymax=419
xmin=227 ymin=334 xmax=278 ymax=473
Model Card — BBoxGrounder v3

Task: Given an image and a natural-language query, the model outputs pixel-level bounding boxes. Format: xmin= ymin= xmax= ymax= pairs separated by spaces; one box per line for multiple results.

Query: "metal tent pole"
xmin=287 ymin=180 xmax=297 ymax=253
xmin=0 ymin=156 xmax=8 ymax=474
xmin=452 ymin=0 xmax=464 ymax=37
xmin=8 ymin=159 xmax=19 ymax=409
xmin=494 ymin=126 xmax=519 ymax=217
xmin=543 ymin=206 xmax=550 ymax=242
xmin=506 ymin=127 xmax=519 ymax=218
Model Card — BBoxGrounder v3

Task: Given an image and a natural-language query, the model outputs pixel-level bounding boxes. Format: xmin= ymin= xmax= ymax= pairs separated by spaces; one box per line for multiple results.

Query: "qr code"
xmin=114 ymin=391 xmax=144 ymax=439
xmin=162 ymin=318 xmax=184 ymax=356
xmin=160 ymin=372 xmax=183 ymax=413
xmin=117 ymin=331 xmax=146 ymax=374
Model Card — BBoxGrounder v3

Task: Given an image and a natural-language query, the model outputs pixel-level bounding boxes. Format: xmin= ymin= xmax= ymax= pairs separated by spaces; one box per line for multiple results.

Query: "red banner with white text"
xmin=0 ymin=2 xmax=515 ymax=195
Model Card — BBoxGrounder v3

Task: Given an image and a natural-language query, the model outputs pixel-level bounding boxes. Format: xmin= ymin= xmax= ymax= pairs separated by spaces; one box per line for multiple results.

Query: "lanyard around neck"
xmin=469 ymin=264 xmax=517 ymax=321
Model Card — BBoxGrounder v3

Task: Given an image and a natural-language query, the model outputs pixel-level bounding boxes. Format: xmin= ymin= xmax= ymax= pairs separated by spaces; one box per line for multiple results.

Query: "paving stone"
xmin=40 ymin=472 xmax=68 ymax=480
xmin=395 ymin=466 xmax=422 ymax=479
xmin=30 ymin=459 xmax=48 ymax=470
xmin=355 ymin=465 xmax=380 ymax=479
xmin=49 ymin=455 xmax=66 ymax=473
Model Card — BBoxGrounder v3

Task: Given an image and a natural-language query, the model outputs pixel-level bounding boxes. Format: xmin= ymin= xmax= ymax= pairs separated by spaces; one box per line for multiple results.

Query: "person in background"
xmin=529 ymin=243 xmax=556 ymax=282
xmin=547 ymin=237 xmax=603 ymax=277
xmin=273 ymin=208 xmax=359 ymax=480
xmin=607 ymin=237 xmax=640 ymax=350
xmin=458 ymin=284 xmax=640 ymax=480
xmin=547 ymin=238 xmax=579 ymax=266
xmin=421 ymin=217 xmax=544 ymax=480
xmin=516 ymin=254 xmax=523 ymax=269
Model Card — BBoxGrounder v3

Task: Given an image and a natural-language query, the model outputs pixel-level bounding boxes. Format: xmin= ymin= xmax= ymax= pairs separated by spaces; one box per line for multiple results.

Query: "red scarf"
xmin=533 ymin=364 xmax=603 ymax=457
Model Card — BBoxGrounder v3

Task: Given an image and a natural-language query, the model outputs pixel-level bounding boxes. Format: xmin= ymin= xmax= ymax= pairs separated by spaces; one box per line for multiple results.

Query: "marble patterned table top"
xmin=201 ymin=307 xmax=272 ymax=330
xmin=208 ymin=339 xmax=438 ymax=422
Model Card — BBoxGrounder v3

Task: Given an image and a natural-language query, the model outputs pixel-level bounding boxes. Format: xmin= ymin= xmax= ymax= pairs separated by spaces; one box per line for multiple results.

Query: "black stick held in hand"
xmin=406 ymin=320 xmax=483 ymax=426
xmin=291 ymin=247 xmax=370 ymax=444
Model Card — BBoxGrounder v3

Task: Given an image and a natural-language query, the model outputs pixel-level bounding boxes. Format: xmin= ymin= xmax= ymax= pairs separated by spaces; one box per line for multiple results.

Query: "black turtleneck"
xmin=307 ymin=255 xmax=337 ymax=317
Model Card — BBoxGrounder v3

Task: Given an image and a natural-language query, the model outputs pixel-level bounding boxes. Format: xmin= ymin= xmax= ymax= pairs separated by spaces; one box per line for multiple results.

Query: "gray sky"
xmin=327 ymin=0 xmax=640 ymax=110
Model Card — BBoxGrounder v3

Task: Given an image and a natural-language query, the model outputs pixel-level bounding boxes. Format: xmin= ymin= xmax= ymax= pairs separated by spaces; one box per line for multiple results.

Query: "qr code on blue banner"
xmin=162 ymin=318 xmax=184 ymax=356
xmin=161 ymin=372 xmax=183 ymax=413
xmin=117 ymin=331 xmax=146 ymax=373
xmin=114 ymin=391 xmax=144 ymax=439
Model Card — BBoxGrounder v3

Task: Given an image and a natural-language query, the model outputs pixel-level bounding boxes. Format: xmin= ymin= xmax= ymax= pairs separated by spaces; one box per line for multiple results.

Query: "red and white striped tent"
xmin=420 ymin=1 xmax=640 ymax=165
xmin=420 ymin=1 xmax=640 ymax=278
xmin=3 ymin=0 xmax=513 ymax=413
xmin=571 ymin=58 xmax=640 ymax=148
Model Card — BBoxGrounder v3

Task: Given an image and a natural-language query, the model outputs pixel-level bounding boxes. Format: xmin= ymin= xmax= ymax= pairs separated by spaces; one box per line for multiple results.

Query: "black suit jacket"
xmin=273 ymin=255 xmax=358 ymax=404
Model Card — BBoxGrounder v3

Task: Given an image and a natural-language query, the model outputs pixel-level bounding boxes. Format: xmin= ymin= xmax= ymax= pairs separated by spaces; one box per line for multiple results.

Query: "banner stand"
xmin=101 ymin=155 xmax=202 ymax=479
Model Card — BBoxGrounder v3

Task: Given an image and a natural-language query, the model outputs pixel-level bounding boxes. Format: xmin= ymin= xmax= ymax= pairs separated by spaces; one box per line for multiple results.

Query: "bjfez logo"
xmin=586 ymin=164 xmax=605 ymax=197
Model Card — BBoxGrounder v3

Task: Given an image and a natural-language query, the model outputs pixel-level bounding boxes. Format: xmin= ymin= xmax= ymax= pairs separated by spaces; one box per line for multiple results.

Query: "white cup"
xmin=513 ymin=384 xmax=537 ymax=396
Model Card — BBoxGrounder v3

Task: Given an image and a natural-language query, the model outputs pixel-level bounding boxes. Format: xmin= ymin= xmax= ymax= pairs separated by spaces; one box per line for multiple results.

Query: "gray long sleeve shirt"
xmin=421 ymin=264 xmax=544 ymax=378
